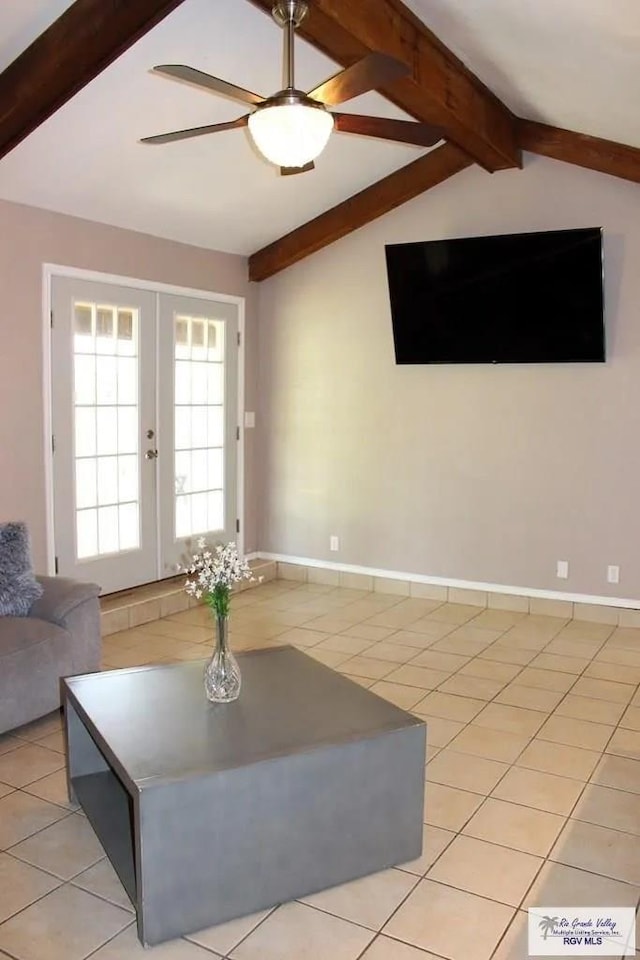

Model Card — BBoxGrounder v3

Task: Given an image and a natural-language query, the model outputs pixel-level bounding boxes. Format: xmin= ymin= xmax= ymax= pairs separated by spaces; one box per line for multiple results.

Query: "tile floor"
xmin=1 ymin=579 xmax=640 ymax=959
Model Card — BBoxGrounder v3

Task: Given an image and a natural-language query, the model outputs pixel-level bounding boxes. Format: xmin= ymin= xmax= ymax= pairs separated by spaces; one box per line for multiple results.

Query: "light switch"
xmin=244 ymin=411 xmax=256 ymax=428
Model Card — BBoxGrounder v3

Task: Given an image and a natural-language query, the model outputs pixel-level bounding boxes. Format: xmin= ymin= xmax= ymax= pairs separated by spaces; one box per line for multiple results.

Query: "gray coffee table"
xmin=62 ymin=646 xmax=425 ymax=946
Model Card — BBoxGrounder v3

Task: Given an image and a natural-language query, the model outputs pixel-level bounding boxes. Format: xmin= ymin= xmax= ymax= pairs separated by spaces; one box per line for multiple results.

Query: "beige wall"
xmin=257 ymin=153 xmax=640 ymax=600
xmin=0 ymin=199 xmax=258 ymax=570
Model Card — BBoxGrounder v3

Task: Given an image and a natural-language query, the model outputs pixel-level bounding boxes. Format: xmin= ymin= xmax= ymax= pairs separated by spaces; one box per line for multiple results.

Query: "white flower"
xmin=182 ymin=539 xmax=255 ymax=611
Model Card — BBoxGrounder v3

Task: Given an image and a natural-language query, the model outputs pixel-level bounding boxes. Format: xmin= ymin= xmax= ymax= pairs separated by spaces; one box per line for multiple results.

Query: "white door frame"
xmin=42 ymin=263 xmax=246 ymax=579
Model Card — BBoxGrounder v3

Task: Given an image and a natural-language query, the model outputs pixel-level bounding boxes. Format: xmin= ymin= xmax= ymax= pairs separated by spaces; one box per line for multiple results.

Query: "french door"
xmin=51 ymin=276 xmax=239 ymax=594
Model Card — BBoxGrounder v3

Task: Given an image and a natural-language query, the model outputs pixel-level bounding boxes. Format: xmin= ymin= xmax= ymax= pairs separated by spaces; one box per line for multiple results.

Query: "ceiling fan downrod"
xmin=272 ymin=0 xmax=308 ymax=91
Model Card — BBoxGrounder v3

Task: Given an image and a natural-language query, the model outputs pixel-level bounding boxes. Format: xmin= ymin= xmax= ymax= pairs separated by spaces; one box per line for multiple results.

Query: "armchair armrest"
xmin=30 ymin=576 xmax=101 ymax=630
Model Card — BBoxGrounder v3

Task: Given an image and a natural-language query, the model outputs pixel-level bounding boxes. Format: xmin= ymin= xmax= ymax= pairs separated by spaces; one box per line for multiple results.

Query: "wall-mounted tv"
xmin=385 ymin=227 xmax=605 ymax=364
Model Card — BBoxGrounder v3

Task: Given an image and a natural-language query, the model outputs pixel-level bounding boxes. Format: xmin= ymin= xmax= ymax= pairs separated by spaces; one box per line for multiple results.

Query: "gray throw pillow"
xmin=0 ymin=522 xmax=43 ymax=616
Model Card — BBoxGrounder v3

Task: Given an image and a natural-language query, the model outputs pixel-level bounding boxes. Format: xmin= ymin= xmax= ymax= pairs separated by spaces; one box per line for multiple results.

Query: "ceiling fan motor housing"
xmin=272 ymin=1 xmax=309 ymax=28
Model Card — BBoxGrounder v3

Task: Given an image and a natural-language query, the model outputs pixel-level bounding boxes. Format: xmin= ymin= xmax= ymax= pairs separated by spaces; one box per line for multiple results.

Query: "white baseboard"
xmin=256 ymin=552 xmax=640 ymax=612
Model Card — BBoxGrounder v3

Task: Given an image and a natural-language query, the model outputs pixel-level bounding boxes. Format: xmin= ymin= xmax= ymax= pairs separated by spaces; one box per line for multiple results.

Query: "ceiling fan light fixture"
xmin=248 ymin=101 xmax=334 ymax=168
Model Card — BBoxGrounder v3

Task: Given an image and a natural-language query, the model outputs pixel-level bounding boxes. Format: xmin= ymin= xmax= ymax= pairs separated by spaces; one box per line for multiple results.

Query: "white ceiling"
xmin=405 ymin=0 xmax=640 ymax=147
xmin=0 ymin=0 xmax=637 ymax=256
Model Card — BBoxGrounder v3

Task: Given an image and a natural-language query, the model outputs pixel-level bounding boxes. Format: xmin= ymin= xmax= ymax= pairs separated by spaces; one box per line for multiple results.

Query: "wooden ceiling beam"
xmin=249 ymin=143 xmax=473 ymax=281
xmin=249 ymin=0 xmax=520 ymax=173
xmin=517 ymin=120 xmax=640 ymax=184
xmin=0 ymin=0 xmax=189 ymax=161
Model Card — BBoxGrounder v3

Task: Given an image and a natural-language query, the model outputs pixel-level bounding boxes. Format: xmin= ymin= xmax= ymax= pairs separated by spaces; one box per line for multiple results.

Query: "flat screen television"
xmin=385 ymin=227 xmax=605 ymax=364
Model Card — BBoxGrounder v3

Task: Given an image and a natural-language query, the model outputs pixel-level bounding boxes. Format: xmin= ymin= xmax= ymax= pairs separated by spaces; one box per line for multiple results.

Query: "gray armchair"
xmin=0 ymin=575 xmax=101 ymax=735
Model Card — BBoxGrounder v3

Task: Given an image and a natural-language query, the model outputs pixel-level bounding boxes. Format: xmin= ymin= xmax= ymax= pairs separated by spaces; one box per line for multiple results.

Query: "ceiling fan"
xmin=141 ymin=0 xmax=442 ymax=174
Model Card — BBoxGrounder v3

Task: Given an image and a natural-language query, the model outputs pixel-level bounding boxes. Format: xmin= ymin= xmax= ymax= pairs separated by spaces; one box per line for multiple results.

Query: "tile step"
xmin=100 ymin=559 xmax=277 ymax=636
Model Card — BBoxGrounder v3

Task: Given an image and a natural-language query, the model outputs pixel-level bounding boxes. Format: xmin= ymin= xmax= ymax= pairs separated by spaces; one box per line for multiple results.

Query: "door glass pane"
xmin=73 ymin=300 xmax=141 ymax=559
xmin=173 ymin=314 xmax=226 ymax=538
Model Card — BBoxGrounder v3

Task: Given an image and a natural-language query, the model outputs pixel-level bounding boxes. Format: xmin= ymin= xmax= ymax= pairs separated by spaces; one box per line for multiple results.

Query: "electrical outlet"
xmin=556 ymin=560 xmax=569 ymax=579
xmin=329 ymin=535 xmax=339 ymax=552
xmin=607 ymin=565 xmax=620 ymax=584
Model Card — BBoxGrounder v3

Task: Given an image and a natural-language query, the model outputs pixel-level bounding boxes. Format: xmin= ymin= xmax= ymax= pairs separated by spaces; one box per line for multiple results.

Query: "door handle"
xmin=145 ymin=449 xmax=158 ymax=460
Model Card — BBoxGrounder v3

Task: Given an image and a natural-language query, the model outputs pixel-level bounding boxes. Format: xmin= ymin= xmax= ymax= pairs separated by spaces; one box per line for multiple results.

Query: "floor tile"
xmin=463 ymin=798 xmax=565 ymax=856
xmin=524 ymin=861 xmax=640 ymax=908
xmin=572 ymin=783 xmax=640 ymax=836
xmin=412 ymin=691 xmax=484 ymax=722
xmin=22 ymin=771 xmax=78 ymax=811
xmin=495 ymin=684 xmax=564 ymax=712
xmin=10 ymin=812 xmax=105 ymax=879
xmin=92 ymin=924 xmax=220 ymax=958
xmin=368 ymin=682 xmax=425 ymax=710
xmin=384 ymin=665 xmax=452 ymax=690
xmin=397 ymin=620 xmax=454 ymax=641
xmin=185 ymin=909 xmax=274 ymax=956
xmin=359 ymin=936 xmax=442 ymax=960
xmin=0 ymin=792 xmax=70 ymax=850
xmin=437 ymin=675 xmax=506 ymax=700
xmin=383 ymin=878 xmax=514 ymax=960
xmin=590 ymin=754 xmax=640 ymax=793
xmin=429 ymin=637 xmax=491 ymax=658
xmin=230 ymin=901 xmax=374 ymax=960
xmin=546 ymin=636 xmax=606 ymax=658
xmin=307 ymin=648 xmax=352 ymax=669
xmin=316 ymin=634 xmax=373 ymax=656
xmin=516 ymin=739 xmax=601 ymax=781
xmin=13 ymin=714 xmax=63 ymax=743
xmin=0 ymin=852 xmax=61 ymax=923
xmin=398 ymin=825 xmax=456 ymax=876
xmin=550 ymin=819 xmax=640 ymax=885
xmin=0 ymin=884 xmax=131 ymax=960
xmin=490 ymin=911 xmax=535 ymax=960
xmin=458 ymin=659 xmax=522 ymax=683
xmin=470 ymin=610 xmax=525 ymax=631
xmin=377 ymin=630 xmax=437 ymax=651
xmin=0 ymin=736 xmax=25 ymax=757
xmin=447 ymin=726 xmax=530 ymax=763
xmin=491 ymin=766 xmax=584 ymax=815
xmin=0 ymin=745 xmax=64 ymax=788
xmin=339 ymin=656 xmax=398 ymax=680
xmin=479 ymin=645 xmax=537 ymax=666
xmin=340 ymin=624 xmax=396 ymax=643
xmin=301 ymin=868 xmax=417 ymax=930
xmin=365 ymin=642 xmax=423 ymax=664
xmin=570 ymin=676 xmax=636 ymax=704
xmin=605 ymin=727 xmax=640 ymax=760
xmin=419 ymin=717 xmax=465 ymax=748
xmin=71 ymin=858 xmax=135 ymax=911
xmin=473 ymin=703 xmax=547 ymax=737
xmin=408 ymin=650 xmax=470 ymax=672
xmin=427 ymin=749 xmax=508 ymax=795
xmin=529 ymin=652 xmax=590 ymax=674
xmin=513 ymin=668 xmax=575 ymax=693
xmin=555 ymin=620 xmax=613 ymax=642
xmin=583 ymin=661 xmax=640 ymax=684
xmin=620 ymin=704 xmax=640 ymax=730
xmin=427 ymin=834 xmax=543 ymax=906
xmin=423 ymin=604 xmax=480 ymax=625
xmin=537 ymin=715 xmax=614 ymax=751
xmin=0 ymin=784 xmax=13 ymax=800
xmin=553 ymin=694 xmax=625 ymax=725
xmin=423 ymin=782 xmax=484 ymax=830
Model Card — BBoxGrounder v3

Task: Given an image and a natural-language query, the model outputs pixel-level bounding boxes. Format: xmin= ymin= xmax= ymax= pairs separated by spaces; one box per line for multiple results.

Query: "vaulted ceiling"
xmin=0 ymin=0 xmax=638 ymax=280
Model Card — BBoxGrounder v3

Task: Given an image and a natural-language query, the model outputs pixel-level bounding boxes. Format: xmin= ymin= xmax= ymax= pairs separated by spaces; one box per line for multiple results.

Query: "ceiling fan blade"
xmin=152 ymin=65 xmax=265 ymax=106
xmin=280 ymin=162 xmax=315 ymax=176
xmin=141 ymin=115 xmax=249 ymax=145
xmin=333 ymin=113 xmax=442 ymax=148
xmin=307 ymin=53 xmax=410 ymax=107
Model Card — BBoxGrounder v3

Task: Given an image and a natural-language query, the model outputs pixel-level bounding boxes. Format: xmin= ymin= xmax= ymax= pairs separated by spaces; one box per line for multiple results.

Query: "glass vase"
xmin=203 ymin=613 xmax=241 ymax=703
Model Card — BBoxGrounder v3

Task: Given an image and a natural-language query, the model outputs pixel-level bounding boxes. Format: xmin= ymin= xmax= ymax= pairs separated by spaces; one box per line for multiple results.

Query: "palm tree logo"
xmin=539 ymin=916 xmax=559 ymax=940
